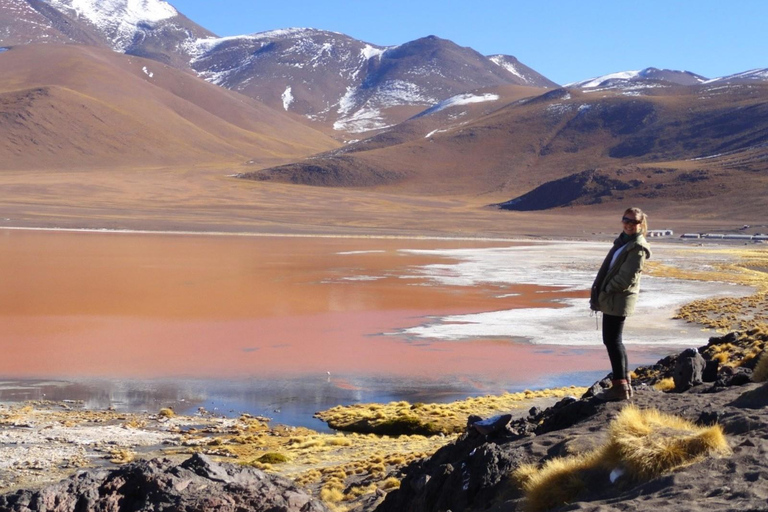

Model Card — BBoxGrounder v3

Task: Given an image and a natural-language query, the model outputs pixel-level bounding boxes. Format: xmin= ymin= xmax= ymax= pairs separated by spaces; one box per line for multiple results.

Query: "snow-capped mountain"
xmin=487 ymin=55 xmax=559 ymax=88
xmin=0 ymin=0 xmax=102 ymax=46
xmin=0 ymin=0 xmax=214 ymax=66
xmin=1 ymin=0 xmax=559 ymax=135
xmin=705 ymin=68 xmax=768 ymax=84
xmin=185 ymin=28 xmax=386 ymax=132
xmin=45 ymin=0 xmax=178 ymax=51
xmin=187 ymin=31 xmax=554 ymax=134
xmin=567 ymin=67 xmax=707 ymax=89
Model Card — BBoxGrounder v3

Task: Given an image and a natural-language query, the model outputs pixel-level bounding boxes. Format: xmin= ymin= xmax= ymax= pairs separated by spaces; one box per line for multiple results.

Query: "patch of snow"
xmin=566 ymin=70 xmax=641 ymax=89
xmin=374 ymin=80 xmax=436 ymax=107
xmin=333 ymin=105 xmax=391 ymax=133
xmin=422 ymin=93 xmax=499 ymax=116
xmin=336 ymin=86 xmax=357 ymax=116
xmin=45 ymin=0 xmax=178 ymax=51
xmin=546 ymin=103 xmax=573 ymax=115
xmin=183 ymin=35 xmax=252 ymax=60
xmin=361 ymin=44 xmax=385 ymax=60
xmin=281 ymin=86 xmax=294 ymax=111
xmin=489 ymin=55 xmax=524 ymax=80
xmin=142 ymin=66 xmax=153 ymax=78
xmin=704 ymin=68 xmax=768 ymax=83
xmin=249 ymin=27 xmax=340 ymax=40
xmin=425 ymin=128 xmax=449 ymax=138
xmin=337 ymin=250 xmax=386 ymax=255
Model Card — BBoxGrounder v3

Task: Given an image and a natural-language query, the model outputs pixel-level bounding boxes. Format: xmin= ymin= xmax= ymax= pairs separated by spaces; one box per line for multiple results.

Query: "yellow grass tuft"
xmin=653 ymin=377 xmax=676 ymax=392
xmin=320 ymin=486 xmax=344 ymax=503
xmin=753 ymin=351 xmax=768 ymax=382
xmin=513 ymin=451 xmax=605 ymax=512
xmin=107 ymin=448 xmax=136 ymax=464
xmin=380 ymin=476 xmax=401 ymax=490
xmin=257 ymin=452 xmax=289 ymax=464
xmin=315 ymin=385 xmax=587 ymax=435
xmin=158 ymin=408 xmax=175 ymax=418
xmin=514 ymin=406 xmax=731 ymax=512
xmin=606 ymin=406 xmax=731 ymax=480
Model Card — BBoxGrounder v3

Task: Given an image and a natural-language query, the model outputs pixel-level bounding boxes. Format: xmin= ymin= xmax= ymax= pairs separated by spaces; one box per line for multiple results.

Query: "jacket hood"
xmin=613 ymin=233 xmax=652 ymax=259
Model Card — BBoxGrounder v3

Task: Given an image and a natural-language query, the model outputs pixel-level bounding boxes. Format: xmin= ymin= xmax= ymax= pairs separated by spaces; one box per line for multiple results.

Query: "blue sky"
xmin=171 ymin=0 xmax=766 ymax=85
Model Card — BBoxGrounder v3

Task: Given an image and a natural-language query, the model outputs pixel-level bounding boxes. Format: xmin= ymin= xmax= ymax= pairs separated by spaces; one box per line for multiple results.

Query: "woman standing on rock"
xmin=590 ymin=207 xmax=652 ymax=401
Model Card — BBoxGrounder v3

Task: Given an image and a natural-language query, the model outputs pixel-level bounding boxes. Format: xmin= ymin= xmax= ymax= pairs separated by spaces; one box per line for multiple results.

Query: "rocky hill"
xmin=0 ymin=0 xmax=214 ymax=67
xmin=244 ymin=78 xmax=768 ymax=215
xmin=186 ymin=30 xmax=555 ymax=135
xmin=566 ymin=67 xmax=707 ymax=89
xmin=1 ymin=1 xmax=558 ymax=137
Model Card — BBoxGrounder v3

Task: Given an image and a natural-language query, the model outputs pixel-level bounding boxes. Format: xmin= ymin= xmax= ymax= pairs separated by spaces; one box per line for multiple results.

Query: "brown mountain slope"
xmin=244 ymin=83 xmax=768 ymax=214
xmin=0 ymin=44 xmax=339 ymax=171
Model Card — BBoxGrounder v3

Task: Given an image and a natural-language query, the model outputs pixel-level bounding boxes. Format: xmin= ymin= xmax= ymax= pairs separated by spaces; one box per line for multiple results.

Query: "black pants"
xmin=602 ymin=313 xmax=628 ymax=381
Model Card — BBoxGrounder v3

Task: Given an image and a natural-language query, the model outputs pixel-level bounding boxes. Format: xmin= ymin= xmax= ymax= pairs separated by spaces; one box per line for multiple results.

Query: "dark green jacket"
xmin=590 ymin=234 xmax=651 ymax=317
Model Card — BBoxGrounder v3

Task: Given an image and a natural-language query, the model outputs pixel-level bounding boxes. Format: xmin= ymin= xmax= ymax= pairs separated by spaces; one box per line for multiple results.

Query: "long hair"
xmin=625 ymin=207 xmax=648 ymax=235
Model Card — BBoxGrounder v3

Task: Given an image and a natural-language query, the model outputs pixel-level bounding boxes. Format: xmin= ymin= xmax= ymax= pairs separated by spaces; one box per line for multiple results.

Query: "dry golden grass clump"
xmin=315 ymin=386 xmax=586 ymax=435
xmin=648 ymin=247 xmax=768 ymax=333
xmin=753 ymin=350 xmax=768 ymax=382
xmin=169 ymin=413 xmax=448 ymax=507
xmin=652 ymin=377 xmax=675 ymax=392
xmin=107 ymin=448 xmax=136 ymax=464
xmin=256 ymin=452 xmax=289 ymax=464
xmin=699 ymin=328 xmax=768 ymax=369
xmin=513 ymin=405 xmax=731 ymax=512
xmin=158 ymin=408 xmax=175 ymax=418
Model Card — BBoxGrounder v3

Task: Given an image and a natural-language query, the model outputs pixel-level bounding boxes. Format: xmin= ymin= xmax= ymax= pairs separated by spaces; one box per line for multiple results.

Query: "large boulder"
xmin=0 ymin=453 xmax=328 ymax=512
xmin=674 ymin=348 xmax=706 ymax=391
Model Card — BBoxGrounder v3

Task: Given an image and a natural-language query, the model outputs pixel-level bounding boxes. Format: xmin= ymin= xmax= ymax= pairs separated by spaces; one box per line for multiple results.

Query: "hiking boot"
xmin=595 ymin=379 xmax=631 ymax=402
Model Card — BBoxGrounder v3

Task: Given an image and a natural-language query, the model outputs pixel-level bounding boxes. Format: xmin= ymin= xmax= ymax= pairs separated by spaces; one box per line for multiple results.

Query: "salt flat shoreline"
xmin=1 ymin=225 xmax=533 ymax=242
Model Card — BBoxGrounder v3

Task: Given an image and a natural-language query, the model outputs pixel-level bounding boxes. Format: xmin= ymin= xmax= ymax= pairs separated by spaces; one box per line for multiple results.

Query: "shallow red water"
xmin=0 ymin=230 xmax=625 ymax=382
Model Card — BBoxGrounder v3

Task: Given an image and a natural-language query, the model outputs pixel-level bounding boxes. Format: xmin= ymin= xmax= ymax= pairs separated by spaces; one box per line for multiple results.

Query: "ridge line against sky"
xmin=170 ymin=0 xmax=766 ymax=85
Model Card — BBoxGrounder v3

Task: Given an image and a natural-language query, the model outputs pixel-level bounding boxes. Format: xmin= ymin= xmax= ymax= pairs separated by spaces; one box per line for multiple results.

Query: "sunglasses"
xmin=621 ymin=217 xmax=641 ymax=225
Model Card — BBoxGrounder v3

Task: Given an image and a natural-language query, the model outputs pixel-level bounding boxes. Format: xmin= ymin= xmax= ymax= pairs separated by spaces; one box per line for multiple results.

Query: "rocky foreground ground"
xmin=0 ymin=330 xmax=766 ymax=511
xmin=376 ymin=331 xmax=768 ymax=512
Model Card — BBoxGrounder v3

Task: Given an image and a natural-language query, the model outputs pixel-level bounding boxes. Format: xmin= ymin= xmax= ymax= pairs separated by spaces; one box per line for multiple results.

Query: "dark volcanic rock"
xmin=376 ymin=382 xmax=768 ymax=512
xmin=376 ymin=430 xmax=528 ymax=512
xmin=674 ymin=347 xmax=706 ymax=391
xmin=377 ymin=335 xmax=768 ymax=512
xmin=0 ymin=453 xmax=328 ymax=512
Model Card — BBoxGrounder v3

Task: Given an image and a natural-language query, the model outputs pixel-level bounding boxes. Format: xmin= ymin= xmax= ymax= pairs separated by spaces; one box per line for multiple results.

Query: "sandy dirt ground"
xmin=0 ymin=164 xmax=764 ymax=238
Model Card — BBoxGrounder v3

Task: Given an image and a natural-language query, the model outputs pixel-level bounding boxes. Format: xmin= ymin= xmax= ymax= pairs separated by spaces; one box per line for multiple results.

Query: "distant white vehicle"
xmin=647 ymin=229 xmax=674 ymax=237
